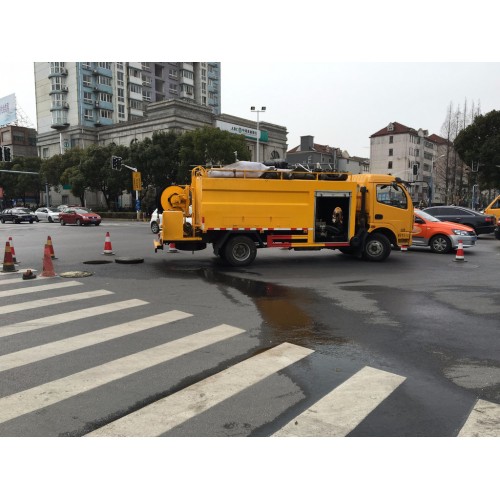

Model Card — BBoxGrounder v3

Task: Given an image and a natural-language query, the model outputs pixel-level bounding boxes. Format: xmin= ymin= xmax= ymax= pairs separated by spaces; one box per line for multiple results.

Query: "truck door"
xmin=373 ymin=183 xmax=412 ymax=236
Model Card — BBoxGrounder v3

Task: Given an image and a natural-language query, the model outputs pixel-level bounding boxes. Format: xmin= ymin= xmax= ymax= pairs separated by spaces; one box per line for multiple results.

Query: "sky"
xmin=2 ymin=1 xmax=499 ymax=160
xmin=2 ymin=62 xmax=499 ymax=159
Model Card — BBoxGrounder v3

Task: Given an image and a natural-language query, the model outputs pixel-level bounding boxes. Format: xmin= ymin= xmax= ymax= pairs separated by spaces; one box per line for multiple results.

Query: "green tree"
xmin=454 ymin=110 xmax=500 ymax=192
xmin=178 ymin=127 xmax=250 ymax=182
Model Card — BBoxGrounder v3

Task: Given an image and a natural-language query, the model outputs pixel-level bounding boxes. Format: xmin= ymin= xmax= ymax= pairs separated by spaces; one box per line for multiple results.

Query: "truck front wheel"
xmin=223 ymin=235 xmax=257 ymax=266
xmin=363 ymin=233 xmax=391 ymax=261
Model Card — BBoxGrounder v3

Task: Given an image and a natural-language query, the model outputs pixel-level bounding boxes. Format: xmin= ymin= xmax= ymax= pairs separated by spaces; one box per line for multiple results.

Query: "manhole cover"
xmin=115 ymin=257 xmax=144 ymax=264
xmin=83 ymin=260 xmax=113 ymax=265
xmin=59 ymin=271 xmax=93 ymax=278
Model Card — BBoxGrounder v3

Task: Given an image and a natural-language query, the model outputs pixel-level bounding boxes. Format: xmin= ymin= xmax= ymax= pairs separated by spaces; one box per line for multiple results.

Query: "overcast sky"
xmin=1 ymin=1 xmax=498 ymax=161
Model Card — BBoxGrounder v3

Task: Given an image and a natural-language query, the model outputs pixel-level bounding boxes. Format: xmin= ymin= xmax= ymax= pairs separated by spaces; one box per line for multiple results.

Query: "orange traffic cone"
xmin=400 ymin=244 xmax=408 ymax=252
xmin=40 ymin=244 xmax=56 ymax=277
xmin=168 ymin=242 xmax=178 ymax=253
xmin=46 ymin=235 xmax=57 ymax=259
xmin=8 ymin=236 xmax=19 ymax=263
xmin=455 ymin=240 xmax=465 ymax=262
xmin=2 ymin=241 xmax=17 ymax=273
xmin=102 ymin=232 xmax=115 ymax=255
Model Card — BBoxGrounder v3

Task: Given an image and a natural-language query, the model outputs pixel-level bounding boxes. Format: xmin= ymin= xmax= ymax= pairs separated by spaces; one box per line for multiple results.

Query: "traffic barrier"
xmin=2 ymin=241 xmax=16 ymax=273
xmin=8 ymin=236 xmax=19 ymax=263
xmin=168 ymin=243 xmax=178 ymax=253
xmin=455 ymin=240 xmax=465 ymax=262
xmin=46 ymin=235 xmax=57 ymax=259
xmin=40 ymin=244 xmax=56 ymax=277
xmin=102 ymin=232 xmax=115 ymax=255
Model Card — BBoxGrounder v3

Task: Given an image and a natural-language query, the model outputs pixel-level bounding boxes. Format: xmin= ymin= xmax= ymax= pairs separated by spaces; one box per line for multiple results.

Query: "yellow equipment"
xmin=154 ymin=163 xmax=414 ymax=266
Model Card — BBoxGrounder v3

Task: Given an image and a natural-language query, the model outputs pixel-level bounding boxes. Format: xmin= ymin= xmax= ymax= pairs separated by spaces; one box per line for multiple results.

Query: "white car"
xmin=150 ymin=208 xmax=192 ymax=234
xmin=35 ymin=206 xmax=61 ymax=223
xmin=150 ymin=209 xmax=162 ymax=234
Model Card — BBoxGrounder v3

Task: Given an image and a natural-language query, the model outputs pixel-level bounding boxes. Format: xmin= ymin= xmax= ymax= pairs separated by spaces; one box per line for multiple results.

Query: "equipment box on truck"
xmin=154 ymin=162 xmax=414 ymax=266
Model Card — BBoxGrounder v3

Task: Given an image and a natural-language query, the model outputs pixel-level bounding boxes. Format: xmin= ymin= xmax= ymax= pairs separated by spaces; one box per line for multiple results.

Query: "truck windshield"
xmin=376 ymin=184 xmax=408 ymax=209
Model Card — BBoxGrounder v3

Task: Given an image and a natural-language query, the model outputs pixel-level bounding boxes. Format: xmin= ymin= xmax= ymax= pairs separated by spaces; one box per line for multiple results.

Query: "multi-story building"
xmin=286 ymin=135 xmax=369 ymax=173
xmin=34 ymin=62 xmax=221 ymax=154
xmin=0 ymin=125 xmax=37 ymax=159
xmin=369 ymin=122 xmax=442 ymax=204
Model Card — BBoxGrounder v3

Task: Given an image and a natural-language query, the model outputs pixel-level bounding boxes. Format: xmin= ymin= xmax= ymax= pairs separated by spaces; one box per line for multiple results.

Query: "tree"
xmin=178 ymin=127 xmax=251 ymax=182
xmin=454 ymin=110 xmax=500 ymax=197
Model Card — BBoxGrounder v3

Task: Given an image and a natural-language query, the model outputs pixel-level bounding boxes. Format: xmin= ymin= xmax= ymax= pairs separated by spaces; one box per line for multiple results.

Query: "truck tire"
xmin=363 ymin=233 xmax=391 ymax=261
xmin=223 ymin=235 xmax=257 ymax=266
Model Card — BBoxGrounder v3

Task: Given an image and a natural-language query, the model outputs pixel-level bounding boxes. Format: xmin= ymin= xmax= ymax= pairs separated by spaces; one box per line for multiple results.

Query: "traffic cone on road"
xmin=8 ymin=236 xmax=19 ymax=263
xmin=455 ymin=240 xmax=466 ymax=262
xmin=46 ymin=235 xmax=57 ymax=259
xmin=102 ymin=232 xmax=115 ymax=255
xmin=168 ymin=242 xmax=178 ymax=253
xmin=40 ymin=244 xmax=56 ymax=277
xmin=400 ymin=244 xmax=408 ymax=252
xmin=2 ymin=241 xmax=17 ymax=273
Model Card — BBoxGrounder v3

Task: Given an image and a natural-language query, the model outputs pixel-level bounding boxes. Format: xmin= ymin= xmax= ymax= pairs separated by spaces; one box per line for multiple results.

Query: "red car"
xmin=59 ymin=207 xmax=101 ymax=226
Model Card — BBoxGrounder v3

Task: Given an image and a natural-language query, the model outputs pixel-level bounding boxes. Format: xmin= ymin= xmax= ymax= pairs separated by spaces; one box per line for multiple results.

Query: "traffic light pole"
xmin=111 ymin=156 xmax=141 ymax=220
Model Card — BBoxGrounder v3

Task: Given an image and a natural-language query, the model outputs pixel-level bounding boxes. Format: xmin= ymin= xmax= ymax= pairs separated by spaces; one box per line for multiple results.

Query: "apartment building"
xmin=369 ymin=122 xmax=442 ymax=204
xmin=34 ymin=62 xmax=221 ymax=154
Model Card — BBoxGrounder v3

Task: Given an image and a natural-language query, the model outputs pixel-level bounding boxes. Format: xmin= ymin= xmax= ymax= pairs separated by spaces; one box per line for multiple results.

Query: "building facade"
xmin=286 ymin=135 xmax=369 ymax=173
xmin=34 ymin=62 xmax=221 ymax=149
xmin=0 ymin=125 xmax=37 ymax=159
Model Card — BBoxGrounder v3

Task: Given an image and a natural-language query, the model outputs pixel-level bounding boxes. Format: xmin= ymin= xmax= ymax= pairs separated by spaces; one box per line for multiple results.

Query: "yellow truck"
xmin=484 ymin=195 xmax=500 ymax=219
xmin=154 ymin=163 xmax=414 ymax=266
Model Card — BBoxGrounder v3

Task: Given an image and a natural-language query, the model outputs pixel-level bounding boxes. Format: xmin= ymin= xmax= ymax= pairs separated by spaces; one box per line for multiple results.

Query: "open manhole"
xmin=59 ymin=271 xmax=93 ymax=278
xmin=83 ymin=260 xmax=113 ymax=265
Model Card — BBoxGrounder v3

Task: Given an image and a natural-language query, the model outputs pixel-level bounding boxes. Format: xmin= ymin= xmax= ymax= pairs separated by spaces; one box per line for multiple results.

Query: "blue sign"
xmin=135 ymin=199 xmax=141 ymax=211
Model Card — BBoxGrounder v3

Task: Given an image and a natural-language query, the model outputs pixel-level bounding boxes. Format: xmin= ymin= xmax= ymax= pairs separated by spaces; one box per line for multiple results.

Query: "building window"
xmin=129 ymin=99 xmax=143 ymax=110
xmin=141 ymin=63 xmax=150 ymax=71
xmin=100 ymin=110 xmax=112 ymax=119
xmin=98 ymin=75 xmax=112 ymax=86
xmin=98 ymin=62 xmax=112 ymax=70
xmin=83 ymin=92 xmax=92 ymax=104
xmin=415 ymin=149 xmax=420 ymax=157
xmin=389 ymin=136 xmax=393 ymax=143
xmin=388 ymin=149 xmax=393 ymax=156
xmin=388 ymin=161 xmax=393 ymax=169
xmin=42 ymin=148 xmax=49 ymax=159
xmin=129 ymin=83 xmax=142 ymax=94
xmin=84 ymin=109 xmax=94 ymax=120
xmin=83 ymin=75 xmax=92 ymax=87
xmin=117 ymin=72 xmax=124 ymax=86
xmin=82 ymin=62 xmax=91 ymax=70
xmin=117 ymin=88 xmax=125 ymax=103
xmin=169 ymin=83 xmax=178 ymax=94
xmin=118 ymin=104 xmax=125 ymax=119
xmin=129 ymin=68 xmax=141 ymax=79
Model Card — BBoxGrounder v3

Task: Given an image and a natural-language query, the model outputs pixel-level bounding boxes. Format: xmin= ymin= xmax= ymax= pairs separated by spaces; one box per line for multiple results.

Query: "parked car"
xmin=412 ymin=209 xmax=477 ymax=253
xmin=0 ymin=207 xmax=38 ymax=224
xmin=35 ymin=206 xmax=61 ymax=223
xmin=59 ymin=207 xmax=101 ymax=226
xmin=150 ymin=209 xmax=162 ymax=234
xmin=423 ymin=206 xmax=496 ymax=235
xmin=494 ymin=218 xmax=500 ymax=240
xmin=150 ymin=208 xmax=192 ymax=234
xmin=484 ymin=195 xmax=500 ymax=220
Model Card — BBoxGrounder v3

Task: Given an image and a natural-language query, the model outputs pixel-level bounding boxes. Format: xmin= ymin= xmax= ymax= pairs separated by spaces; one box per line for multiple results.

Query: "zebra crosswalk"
xmin=0 ymin=274 xmax=499 ymax=437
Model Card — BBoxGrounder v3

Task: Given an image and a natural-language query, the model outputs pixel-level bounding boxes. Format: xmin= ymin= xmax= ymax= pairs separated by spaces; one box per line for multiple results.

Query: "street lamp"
xmin=250 ymin=106 xmax=266 ymax=163
xmin=430 ymin=154 xmax=445 ymax=205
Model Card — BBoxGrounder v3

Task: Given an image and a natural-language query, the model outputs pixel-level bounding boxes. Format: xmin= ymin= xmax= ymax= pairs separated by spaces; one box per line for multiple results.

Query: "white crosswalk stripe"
xmin=458 ymin=399 xmax=500 ymax=437
xmin=0 ymin=280 xmax=82 ymax=298
xmin=0 ymin=289 xmax=113 ymax=314
xmin=0 ymin=299 xmax=147 ymax=339
xmin=86 ymin=342 xmax=313 ymax=437
xmin=273 ymin=366 xmax=406 ymax=437
xmin=0 ymin=309 xmax=191 ymax=372
xmin=0 ymin=324 xmax=244 ymax=425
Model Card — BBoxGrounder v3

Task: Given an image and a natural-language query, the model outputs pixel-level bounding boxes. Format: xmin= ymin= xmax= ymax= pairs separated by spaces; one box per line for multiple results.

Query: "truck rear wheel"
xmin=223 ymin=235 xmax=257 ymax=266
xmin=363 ymin=233 xmax=391 ymax=261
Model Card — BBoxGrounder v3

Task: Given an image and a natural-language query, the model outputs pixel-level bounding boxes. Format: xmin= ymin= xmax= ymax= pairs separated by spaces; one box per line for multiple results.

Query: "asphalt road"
xmin=1 ymin=219 xmax=499 ymax=438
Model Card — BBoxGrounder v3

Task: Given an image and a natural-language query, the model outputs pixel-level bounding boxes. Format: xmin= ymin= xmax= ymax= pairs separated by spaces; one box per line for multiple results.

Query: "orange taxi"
xmin=412 ymin=209 xmax=477 ymax=254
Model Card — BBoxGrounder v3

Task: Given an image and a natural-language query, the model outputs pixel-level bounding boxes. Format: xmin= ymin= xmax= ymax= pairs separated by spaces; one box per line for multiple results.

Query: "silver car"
xmin=35 ymin=206 xmax=61 ymax=223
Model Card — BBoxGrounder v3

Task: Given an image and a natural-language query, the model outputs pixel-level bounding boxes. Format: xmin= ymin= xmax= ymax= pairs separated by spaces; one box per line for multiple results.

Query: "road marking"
xmin=87 ymin=342 xmax=313 ymax=437
xmin=0 ymin=324 xmax=245 ymax=425
xmin=0 ymin=299 xmax=147 ymax=339
xmin=0 ymin=290 xmax=114 ymax=315
xmin=458 ymin=399 xmax=500 ymax=437
xmin=0 ymin=280 xmax=82 ymax=298
xmin=0 ymin=309 xmax=191 ymax=372
xmin=273 ymin=366 xmax=406 ymax=437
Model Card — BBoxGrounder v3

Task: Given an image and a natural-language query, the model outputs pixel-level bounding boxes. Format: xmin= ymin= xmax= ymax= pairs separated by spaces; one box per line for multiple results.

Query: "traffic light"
xmin=412 ymin=163 xmax=419 ymax=176
xmin=111 ymin=155 xmax=122 ymax=170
